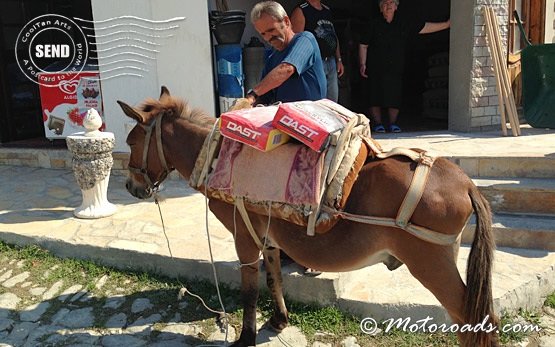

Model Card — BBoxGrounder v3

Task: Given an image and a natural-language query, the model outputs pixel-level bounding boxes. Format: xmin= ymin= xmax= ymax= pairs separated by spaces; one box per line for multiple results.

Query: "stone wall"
xmin=0 ymin=147 xmax=181 ymax=180
xmin=469 ymin=0 xmax=510 ymax=131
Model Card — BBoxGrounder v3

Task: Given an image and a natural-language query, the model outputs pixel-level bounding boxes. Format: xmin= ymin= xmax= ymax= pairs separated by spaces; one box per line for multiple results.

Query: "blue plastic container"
xmin=215 ymin=44 xmax=244 ymax=98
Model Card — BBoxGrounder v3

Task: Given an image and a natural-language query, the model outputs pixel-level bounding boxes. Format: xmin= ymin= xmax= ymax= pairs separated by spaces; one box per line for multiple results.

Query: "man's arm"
xmin=419 ymin=19 xmax=450 ymax=34
xmin=246 ymin=63 xmax=296 ymax=104
xmin=358 ymin=44 xmax=368 ymax=78
xmin=335 ymin=40 xmax=344 ymax=77
xmin=290 ymin=7 xmax=305 ymax=33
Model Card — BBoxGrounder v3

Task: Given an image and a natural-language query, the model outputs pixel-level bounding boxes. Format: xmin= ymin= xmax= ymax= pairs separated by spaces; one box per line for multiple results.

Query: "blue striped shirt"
xmin=260 ymin=32 xmax=326 ymax=103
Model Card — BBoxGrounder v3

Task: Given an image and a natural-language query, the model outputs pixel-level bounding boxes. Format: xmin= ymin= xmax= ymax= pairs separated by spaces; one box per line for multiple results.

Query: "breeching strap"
xmin=326 ymin=147 xmax=461 ymax=246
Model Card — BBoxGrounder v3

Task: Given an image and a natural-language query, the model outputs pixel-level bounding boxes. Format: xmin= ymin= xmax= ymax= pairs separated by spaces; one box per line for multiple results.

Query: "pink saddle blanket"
xmin=207 ymin=137 xmax=324 ymax=206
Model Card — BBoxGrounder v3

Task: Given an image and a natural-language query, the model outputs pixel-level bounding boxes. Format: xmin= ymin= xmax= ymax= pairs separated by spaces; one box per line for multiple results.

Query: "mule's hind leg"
xmin=262 ymin=246 xmax=288 ymax=332
xmin=395 ymin=241 xmax=468 ymax=341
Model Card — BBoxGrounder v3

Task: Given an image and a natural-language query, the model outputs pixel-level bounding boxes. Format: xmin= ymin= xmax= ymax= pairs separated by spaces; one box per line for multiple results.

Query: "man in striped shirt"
xmin=246 ymin=1 xmax=326 ymax=106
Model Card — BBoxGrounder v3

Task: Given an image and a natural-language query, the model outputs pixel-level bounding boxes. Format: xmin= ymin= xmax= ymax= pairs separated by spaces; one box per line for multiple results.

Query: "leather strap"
xmin=235 ymin=197 xmax=265 ymax=251
xmin=395 ymin=151 xmax=437 ymax=229
xmin=323 ymin=206 xmax=460 ymax=246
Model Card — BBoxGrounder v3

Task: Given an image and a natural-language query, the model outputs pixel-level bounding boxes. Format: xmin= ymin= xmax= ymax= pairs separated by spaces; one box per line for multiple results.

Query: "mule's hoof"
xmin=229 ymin=340 xmax=253 ymax=347
xmin=261 ymin=317 xmax=287 ymax=333
xmin=383 ymin=255 xmax=404 ymax=271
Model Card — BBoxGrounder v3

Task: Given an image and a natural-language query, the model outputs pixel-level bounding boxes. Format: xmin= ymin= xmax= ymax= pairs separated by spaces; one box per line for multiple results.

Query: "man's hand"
xmin=360 ymin=64 xmax=368 ymax=78
xmin=228 ymin=98 xmax=253 ymax=111
xmin=337 ymin=60 xmax=344 ymax=78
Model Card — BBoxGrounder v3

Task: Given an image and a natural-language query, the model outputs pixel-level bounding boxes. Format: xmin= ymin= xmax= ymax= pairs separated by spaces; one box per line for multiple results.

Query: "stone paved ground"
xmin=0 ymin=245 xmax=554 ymax=347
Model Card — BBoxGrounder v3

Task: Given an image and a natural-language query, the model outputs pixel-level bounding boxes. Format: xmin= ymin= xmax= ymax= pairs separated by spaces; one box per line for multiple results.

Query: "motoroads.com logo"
xmin=15 ymin=14 xmax=88 ymax=87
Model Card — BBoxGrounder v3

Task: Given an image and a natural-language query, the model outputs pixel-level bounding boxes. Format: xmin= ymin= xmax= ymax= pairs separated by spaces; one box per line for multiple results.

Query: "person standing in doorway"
xmin=358 ymin=0 xmax=450 ymax=133
xmin=290 ymin=1 xmax=344 ymax=102
xmin=245 ymin=1 xmax=326 ymax=106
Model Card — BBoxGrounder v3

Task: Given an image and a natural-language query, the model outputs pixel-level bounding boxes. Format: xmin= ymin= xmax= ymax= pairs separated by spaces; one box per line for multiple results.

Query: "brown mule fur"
xmin=118 ymin=87 xmax=499 ymax=347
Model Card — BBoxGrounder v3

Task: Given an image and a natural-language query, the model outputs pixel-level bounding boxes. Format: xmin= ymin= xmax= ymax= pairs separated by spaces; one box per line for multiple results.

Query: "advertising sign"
xmin=38 ymin=71 xmax=105 ymax=139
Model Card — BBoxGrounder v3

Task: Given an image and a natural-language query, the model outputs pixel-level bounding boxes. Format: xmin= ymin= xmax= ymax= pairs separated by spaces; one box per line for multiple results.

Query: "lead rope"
xmin=153 ymin=193 xmax=229 ymax=347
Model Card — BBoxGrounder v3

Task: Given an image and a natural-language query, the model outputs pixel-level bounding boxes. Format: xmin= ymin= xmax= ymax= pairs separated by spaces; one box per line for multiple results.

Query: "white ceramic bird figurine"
xmin=83 ymin=108 xmax=103 ymax=137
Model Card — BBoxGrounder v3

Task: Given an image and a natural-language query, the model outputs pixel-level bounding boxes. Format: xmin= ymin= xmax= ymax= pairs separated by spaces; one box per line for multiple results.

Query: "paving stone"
xmin=312 ymin=342 xmax=333 ymax=347
xmin=16 ymin=260 xmax=25 ymax=268
xmin=131 ymin=298 xmax=153 ymax=313
xmin=103 ymin=295 xmax=126 ymax=309
xmin=340 ymin=336 xmax=360 ymax=347
xmin=69 ymin=290 xmax=88 ymax=302
xmin=105 ymin=312 xmax=127 ymax=329
xmin=2 ymin=271 xmax=30 ymax=288
xmin=24 ymin=324 xmax=65 ymax=347
xmin=256 ymin=326 xmax=308 ymax=346
xmin=50 ymin=308 xmax=70 ymax=324
xmin=5 ymin=321 xmax=39 ymax=346
xmin=20 ymin=282 xmax=32 ymax=288
xmin=58 ymin=307 xmax=94 ymax=328
xmin=29 ymin=287 xmax=47 ymax=296
xmin=79 ymin=292 xmax=94 ymax=302
xmin=95 ymin=274 xmax=109 ymax=289
xmin=0 ymin=293 xmax=20 ymax=313
xmin=159 ymin=323 xmax=203 ymax=337
xmin=70 ymin=329 xmax=102 ymax=345
xmin=19 ymin=301 xmax=50 ymax=322
xmin=149 ymin=338 xmax=191 ymax=347
xmin=0 ymin=318 xmax=13 ymax=331
xmin=101 ymin=334 xmax=147 ymax=347
xmin=0 ymin=270 xmax=13 ymax=282
xmin=58 ymin=284 xmax=84 ymax=302
xmin=539 ymin=335 xmax=555 ymax=347
xmin=42 ymin=280 xmax=64 ymax=300
xmin=126 ymin=313 xmax=162 ymax=335
xmin=208 ymin=323 xmax=237 ymax=344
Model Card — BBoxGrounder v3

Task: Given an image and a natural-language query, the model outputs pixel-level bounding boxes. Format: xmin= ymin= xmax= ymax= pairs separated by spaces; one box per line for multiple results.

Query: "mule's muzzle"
xmin=125 ymin=177 xmax=153 ymax=200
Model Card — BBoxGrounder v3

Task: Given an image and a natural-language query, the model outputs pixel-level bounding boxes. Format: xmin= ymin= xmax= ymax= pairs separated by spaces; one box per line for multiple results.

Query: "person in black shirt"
xmin=358 ymin=0 xmax=450 ymax=133
xmin=291 ymin=0 xmax=344 ymax=102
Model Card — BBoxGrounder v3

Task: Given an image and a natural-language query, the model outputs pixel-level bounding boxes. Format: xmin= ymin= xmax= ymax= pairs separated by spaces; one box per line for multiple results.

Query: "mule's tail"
xmin=464 ymin=186 xmax=499 ymax=347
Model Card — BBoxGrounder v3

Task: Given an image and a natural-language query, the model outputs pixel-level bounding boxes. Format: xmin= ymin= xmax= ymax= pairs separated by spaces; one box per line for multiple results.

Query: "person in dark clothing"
xmin=358 ymin=0 xmax=450 ymax=133
xmin=290 ymin=0 xmax=344 ymax=102
xmin=245 ymin=1 xmax=326 ymax=106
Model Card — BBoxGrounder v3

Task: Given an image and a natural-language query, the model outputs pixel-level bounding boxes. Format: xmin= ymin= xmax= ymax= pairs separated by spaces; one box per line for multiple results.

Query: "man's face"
xmin=254 ymin=13 xmax=291 ymax=51
xmin=380 ymin=0 xmax=398 ymax=16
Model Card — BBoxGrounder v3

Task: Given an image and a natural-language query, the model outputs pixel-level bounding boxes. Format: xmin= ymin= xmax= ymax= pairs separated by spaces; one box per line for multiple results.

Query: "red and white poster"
xmin=38 ymin=71 xmax=105 ymax=139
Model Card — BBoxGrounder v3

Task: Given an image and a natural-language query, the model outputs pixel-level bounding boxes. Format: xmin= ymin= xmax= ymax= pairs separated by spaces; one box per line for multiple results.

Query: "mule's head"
xmin=117 ymin=86 xmax=181 ymax=199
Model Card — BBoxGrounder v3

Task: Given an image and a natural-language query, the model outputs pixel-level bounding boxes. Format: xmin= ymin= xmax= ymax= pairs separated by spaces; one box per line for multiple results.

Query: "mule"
xmin=118 ymin=87 xmax=499 ymax=347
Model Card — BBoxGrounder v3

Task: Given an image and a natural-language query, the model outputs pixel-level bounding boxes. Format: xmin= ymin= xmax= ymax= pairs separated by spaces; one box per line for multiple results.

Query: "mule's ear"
xmin=117 ymin=100 xmax=148 ymax=123
xmin=160 ymin=86 xmax=170 ymax=100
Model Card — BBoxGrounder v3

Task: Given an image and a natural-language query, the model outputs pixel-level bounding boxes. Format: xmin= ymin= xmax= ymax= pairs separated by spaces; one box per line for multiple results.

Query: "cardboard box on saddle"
xmin=273 ymin=100 xmax=354 ymax=152
xmin=219 ymin=105 xmax=290 ymax=152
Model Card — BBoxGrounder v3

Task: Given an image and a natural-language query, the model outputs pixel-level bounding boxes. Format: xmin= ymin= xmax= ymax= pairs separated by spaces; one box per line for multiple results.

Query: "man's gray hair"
xmin=379 ymin=0 xmax=399 ymax=5
xmin=251 ymin=1 xmax=287 ymax=23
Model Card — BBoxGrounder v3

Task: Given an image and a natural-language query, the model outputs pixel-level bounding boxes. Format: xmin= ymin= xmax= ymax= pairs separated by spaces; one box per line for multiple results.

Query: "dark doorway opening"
xmin=329 ymin=0 xmax=450 ymax=131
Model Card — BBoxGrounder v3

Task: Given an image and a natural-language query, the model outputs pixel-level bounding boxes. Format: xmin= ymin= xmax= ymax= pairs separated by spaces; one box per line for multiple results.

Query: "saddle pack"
xmin=189 ymin=100 xmax=380 ymax=235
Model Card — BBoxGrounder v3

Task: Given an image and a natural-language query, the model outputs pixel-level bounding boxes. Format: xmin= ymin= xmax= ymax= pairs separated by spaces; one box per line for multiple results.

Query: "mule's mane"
xmin=140 ymin=96 xmax=215 ymax=129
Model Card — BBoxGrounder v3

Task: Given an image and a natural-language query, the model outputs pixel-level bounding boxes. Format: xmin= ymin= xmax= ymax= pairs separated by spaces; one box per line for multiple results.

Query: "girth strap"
xmin=235 ymin=197 xmax=265 ymax=251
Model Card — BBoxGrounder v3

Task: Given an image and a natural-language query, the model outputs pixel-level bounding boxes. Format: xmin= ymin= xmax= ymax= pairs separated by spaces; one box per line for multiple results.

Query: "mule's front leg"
xmin=262 ymin=246 xmax=288 ymax=332
xmin=230 ymin=262 xmax=259 ymax=347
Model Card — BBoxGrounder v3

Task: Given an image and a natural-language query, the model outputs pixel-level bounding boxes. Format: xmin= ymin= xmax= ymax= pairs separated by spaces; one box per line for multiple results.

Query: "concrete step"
xmin=450 ymin=156 xmax=555 ymax=178
xmin=463 ymin=213 xmax=555 ymax=251
xmin=337 ymin=246 xmax=555 ymax=324
xmin=474 ymin=177 xmax=555 ymax=215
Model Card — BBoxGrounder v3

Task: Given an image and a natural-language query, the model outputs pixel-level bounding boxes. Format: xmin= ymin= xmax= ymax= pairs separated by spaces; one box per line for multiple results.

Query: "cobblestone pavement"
xmin=0 ymin=250 xmax=318 ymax=347
xmin=0 ymin=248 xmax=554 ymax=347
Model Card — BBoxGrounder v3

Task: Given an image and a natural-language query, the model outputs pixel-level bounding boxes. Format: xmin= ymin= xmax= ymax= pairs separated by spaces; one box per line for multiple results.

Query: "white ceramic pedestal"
xmin=66 ymin=131 xmax=117 ymax=219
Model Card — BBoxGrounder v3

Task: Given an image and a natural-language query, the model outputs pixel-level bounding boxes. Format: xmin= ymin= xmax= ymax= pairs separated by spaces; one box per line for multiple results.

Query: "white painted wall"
xmin=91 ymin=0 xmax=215 ymax=152
xmin=546 ymin=0 xmax=555 ymax=43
